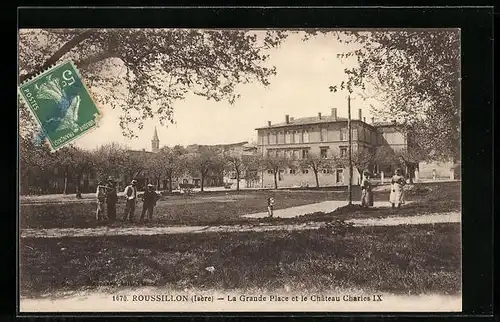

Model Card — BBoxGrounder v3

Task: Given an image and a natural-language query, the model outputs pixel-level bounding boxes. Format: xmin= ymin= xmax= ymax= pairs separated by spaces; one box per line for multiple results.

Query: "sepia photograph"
xmin=18 ymin=27 xmax=461 ymax=312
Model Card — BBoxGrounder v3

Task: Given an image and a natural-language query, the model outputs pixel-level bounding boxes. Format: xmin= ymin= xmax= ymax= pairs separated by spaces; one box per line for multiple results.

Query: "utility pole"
xmin=347 ymin=95 xmax=353 ymax=205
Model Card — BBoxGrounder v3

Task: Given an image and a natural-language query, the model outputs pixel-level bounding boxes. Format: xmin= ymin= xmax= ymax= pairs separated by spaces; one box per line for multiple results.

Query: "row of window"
xmin=267 ymin=149 xmax=309 ymax=159
xmin=266 ymin=147 xmax=348 ymax=159
xmin=261 ymin=127 xmax=377 ymax=145
xmin=267 ymin=168 xmax=344 ymax=175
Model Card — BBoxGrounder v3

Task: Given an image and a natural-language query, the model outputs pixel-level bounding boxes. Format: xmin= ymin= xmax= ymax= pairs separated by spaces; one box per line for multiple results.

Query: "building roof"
xmin=255 ymin=116 xmax=348 ymax=130
xmin=254 ymin=114 xmax=387 ymax=130
xmin=152 ymin=127 xmax=159 ymax=141
xmin=255 ymin=113 xmax=404 ymax=131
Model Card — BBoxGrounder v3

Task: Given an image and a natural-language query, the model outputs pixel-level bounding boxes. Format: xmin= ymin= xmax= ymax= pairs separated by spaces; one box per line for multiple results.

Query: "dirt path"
xmin=20 ymin=212 xmax=460 ymax=238
xmin=242 ymin=200 xmax=414 ymax=219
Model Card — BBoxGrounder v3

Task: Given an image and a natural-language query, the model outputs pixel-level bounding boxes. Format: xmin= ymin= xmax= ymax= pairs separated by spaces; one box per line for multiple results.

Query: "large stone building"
xmin=255 ymin=108 xmax=455 ymax=188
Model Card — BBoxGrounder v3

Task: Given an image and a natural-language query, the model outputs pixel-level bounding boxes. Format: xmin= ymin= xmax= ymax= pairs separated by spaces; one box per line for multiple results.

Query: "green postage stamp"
xmin=19 ymin=61 xmax=102 ymax=151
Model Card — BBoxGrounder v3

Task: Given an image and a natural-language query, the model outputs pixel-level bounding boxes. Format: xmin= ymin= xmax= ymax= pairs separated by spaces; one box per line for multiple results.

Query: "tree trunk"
xmin=200 ymin=174 xmax=205 ymax=192
xmin=63 ymin=167 xmax=69 ymax=195
xmin=75 ymin=173 xmax=82 ymax=199
xmin=157 ymin=178 xmax=160 ymax=189
xmin=236 ymin=171 xmax=240 ymax=191
xmin=273 ymin=171 xmax=278 ymax=189
xmin=168 ymin=174 xmax=173 ymax=192
xmin=314 ymin=169 xmax=320 ymax=188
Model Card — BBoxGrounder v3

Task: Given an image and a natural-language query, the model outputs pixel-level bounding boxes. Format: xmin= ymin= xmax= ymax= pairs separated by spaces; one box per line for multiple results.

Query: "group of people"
xmin=96 ymin=178 xmax=160 ymax=222
xmin=360 ymin=168 xmax=406 ymax=209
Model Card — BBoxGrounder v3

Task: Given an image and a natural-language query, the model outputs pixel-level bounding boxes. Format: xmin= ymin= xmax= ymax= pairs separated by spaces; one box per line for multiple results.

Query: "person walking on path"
xmin=95 ymin=181 xmax=108 ymax=221
xmin=122 ymin=180 xmax=138 ymax=221
xmin=390 ymin=168 xmax=406 ymax=210
xmin=360 ymin=170 xmax=374 ymax=208
xmin=106 ymin=178 xmax=118 ymax=221
xmin=140 ymin=184 xmax=160 ymax=222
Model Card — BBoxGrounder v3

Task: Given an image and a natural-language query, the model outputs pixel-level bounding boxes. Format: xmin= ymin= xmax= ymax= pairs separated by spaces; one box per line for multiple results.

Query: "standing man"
xmin=96 ymin=181 xmax=108 ymax=221
xmin=106 ymin=178 xmax=118 ymax=221
xmin=122 ymin=180 xmax=138 ymax=221
xmin=140 ymin=184 xmax=159 ymax=222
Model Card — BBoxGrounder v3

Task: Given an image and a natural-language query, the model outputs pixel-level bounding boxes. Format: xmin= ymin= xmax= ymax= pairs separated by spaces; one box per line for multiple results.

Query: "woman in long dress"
xmin=360 ymin=171 xmax=374 ymax=208
xmin=390 ymin=168 xmax=406 ymax=209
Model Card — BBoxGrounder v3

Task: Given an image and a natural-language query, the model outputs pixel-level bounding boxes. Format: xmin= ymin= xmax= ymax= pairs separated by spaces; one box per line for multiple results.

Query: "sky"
xmin=71 ymin=31 xmax=377 ymax=151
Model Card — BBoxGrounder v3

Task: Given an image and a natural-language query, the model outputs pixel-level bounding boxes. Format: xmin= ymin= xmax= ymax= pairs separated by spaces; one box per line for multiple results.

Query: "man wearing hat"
xmin=106 ymin=178 xmax=118 ymax=221
xmin=95 ymin=181 xmax=108 ymax=220
xmin=140 ymin=183 xmax=160 ymax=222
xmin=122 ymin=179 xmax=138 ymax=221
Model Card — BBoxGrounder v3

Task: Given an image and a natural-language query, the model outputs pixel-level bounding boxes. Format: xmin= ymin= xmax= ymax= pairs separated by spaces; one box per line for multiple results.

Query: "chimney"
xmin=358 ymin=109 xmax=362 ymax=120
xmin=268 ymin=121 xmax=271 ymax=127
xmin=318 ymin=112 xmax=322 ymax=120
xmin=371 ymin=117 xmax=375 ymax=124
xmin=285 ymin=114 xmax=290 ymax=124
xmin=363 ymin=117 xmax=366 ymax=123
xmin=331 ymin=108 xmax=337 ymax=120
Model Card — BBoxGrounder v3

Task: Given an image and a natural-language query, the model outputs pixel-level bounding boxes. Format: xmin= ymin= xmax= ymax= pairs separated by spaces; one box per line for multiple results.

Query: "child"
xmin=267 ymin=196 xmax=275 ymax=218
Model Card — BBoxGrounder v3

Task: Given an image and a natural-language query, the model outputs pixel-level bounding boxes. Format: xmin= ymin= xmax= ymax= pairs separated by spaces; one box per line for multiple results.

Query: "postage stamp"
xmin=19 ymin=60 xmax=101 ymax=151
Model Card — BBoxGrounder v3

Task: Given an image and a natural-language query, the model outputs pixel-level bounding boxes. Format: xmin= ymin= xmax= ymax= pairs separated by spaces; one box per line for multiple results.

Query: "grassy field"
xmin=20 ymin=182 xmax=460 ymax=229
xmin=20 ymin=223 xmax=461 ymax=298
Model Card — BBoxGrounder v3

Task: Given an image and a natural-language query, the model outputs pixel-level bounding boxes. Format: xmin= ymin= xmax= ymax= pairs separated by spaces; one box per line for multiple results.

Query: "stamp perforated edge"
xmin=18 ymin=60 xmax=104 ymax=153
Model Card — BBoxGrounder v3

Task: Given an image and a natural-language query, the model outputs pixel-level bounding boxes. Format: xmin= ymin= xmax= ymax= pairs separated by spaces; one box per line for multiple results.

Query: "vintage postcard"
xmin=18 ymin=28 xmax=461 ymax=313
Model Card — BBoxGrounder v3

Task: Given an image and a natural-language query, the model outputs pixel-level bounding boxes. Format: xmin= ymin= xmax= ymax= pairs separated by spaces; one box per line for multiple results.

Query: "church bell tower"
xmin=152 ymin=127 xmax=159 ymax=152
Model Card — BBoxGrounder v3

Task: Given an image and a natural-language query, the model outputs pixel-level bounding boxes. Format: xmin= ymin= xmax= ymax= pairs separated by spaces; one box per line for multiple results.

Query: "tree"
xmin=53 ymin=146 xmax=78 ymax=195
xmin=394 ymin=148 xmax=424 ymax=184
xmin=145 ymin=152 xmax=165 ymax=189
xmin=19 ymin=134 xmax=55 ymax=194
xmin=156 ymin=146 xmax=185 ymax=192
xmin=373 ymin=145 xmax=420 ymax=183
xmin=262 ymin=155 xmax=289 ymax=189
xmin=325 ymin=30 xmax=460 ymax=162
xmin=72 ymin=149 xmax=95 ymax=198
xmin=19 ymin=29 xmax=288 ymax=138
xmin=339 ymin=148 xmax=375 ymax=185
xmin=186 ymin=147 xmax=224 ymax=192
xmin=92 ymin=142 xmax=128 ymax=181
xmin=52 ymin=145 xmax=94 ymax=197
xmin=374 ymin=145 xmax=398 ymax=174
xmin=300 ymin=153 xmax=334 ymax=188
xmin=242 ymin=154 xmax=262 ymax=188
xmin=122 ymin=151 xmax=146 ymax=185
xmin=224 ymin=154 xmax=244 ymax=191
xmin=223 ymin=151 xmax=259 ymax=191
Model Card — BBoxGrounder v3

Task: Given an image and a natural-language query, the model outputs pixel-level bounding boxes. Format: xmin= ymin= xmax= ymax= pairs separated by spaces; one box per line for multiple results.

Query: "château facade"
xmin=255 ymin=108 xmax=454 ymax=188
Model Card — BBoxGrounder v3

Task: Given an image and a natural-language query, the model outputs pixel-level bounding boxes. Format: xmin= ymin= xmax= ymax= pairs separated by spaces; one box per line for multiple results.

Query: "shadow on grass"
xmin=20 ymin=223 xmax=461 ymax=298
